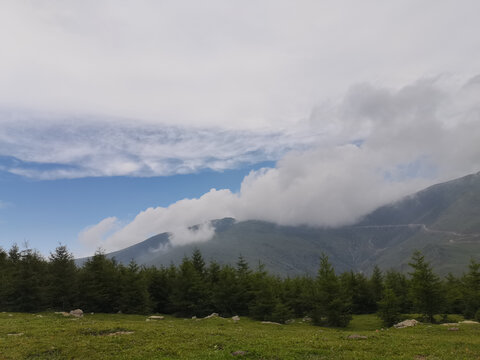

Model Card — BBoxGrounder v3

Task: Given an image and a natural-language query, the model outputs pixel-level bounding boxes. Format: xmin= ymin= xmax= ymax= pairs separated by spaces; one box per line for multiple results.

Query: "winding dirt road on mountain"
xmin=351 ymin=223 xmax=480 ymax=243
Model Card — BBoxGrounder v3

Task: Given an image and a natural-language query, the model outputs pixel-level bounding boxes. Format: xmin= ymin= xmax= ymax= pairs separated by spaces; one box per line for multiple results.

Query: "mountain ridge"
xmin=79 ymin=172 xmax=480 ymax=276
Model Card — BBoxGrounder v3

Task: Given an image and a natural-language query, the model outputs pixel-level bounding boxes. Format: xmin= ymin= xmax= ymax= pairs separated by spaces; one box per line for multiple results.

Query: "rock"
xmin=106 ymin=331 xmax=134 ymax=336
xmin=204 ymin=313 xmax=219 ymax=319
xmin=261 ymin=321 xmax=282 ymax=325
xmin=148 ymin=315 xmax=165 ymax=320
xmin=447 ymin=327 xmax=459 ymax=331
xmin=302 ymin=316 xmax=312 ymax=322
xmin=192 ymin=316 xmax=197 ymax=320
xmin=441 ymin=323 xmax=459 ymax=326
xmin=7 ymin=333 xmax=24 ymax=336
xmin=146 ymin=319 xmax=150 ymax=322
xmin=394 ymin=319 xmax=419 ymax=329
xmin=55 ymin=311 xmax=70 ymax=316
xmin=69 ymin=309 xmax=83 ymax=318
xmin=285 ymin=319 xmax=295 ymax=324
xmin=36 ymin=315 xmax=43 ymax=318
xmin=459 ymin=320 xmax=480 ymax=324
xmin=347 ymin=334 xmax=368 ymax=340
xmin=231 ymin=350 xmax=247 ymax=356
xmin=232 ymin=315 xmax=240 ymax=322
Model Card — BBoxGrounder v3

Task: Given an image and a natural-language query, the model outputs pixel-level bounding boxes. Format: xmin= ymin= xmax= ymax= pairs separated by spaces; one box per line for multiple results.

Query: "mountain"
xmin=82 ymin=172 xmax=480 ymax=276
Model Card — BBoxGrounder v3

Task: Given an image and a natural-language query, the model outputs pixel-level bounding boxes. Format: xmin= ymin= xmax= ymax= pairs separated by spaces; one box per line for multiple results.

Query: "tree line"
xmin=0 ymin=244 xmax=479 ymax=327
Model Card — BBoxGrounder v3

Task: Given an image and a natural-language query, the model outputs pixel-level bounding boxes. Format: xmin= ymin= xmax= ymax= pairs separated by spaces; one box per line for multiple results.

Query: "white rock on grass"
xmin=203 ymin=313 xmax=219 ymax=319
xmin=69 ymin=309 xmax=83 ymax=318
xmin=394 ymin=319 xmax=419 ymax=329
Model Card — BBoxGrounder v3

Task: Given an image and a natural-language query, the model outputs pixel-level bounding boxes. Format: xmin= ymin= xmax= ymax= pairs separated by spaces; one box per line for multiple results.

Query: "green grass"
xmin=1 ymin=312 xmax=480 ymax=359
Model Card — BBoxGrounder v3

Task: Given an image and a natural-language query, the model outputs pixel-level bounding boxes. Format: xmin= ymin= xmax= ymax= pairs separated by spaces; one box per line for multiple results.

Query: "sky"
xmin=1 ymin=1 xmax=480 ymax=256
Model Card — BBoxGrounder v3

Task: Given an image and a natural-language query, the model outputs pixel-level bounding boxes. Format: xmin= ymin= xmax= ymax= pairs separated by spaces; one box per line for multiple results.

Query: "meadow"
xmin=1 ymin=312 xmax=479 ymax=359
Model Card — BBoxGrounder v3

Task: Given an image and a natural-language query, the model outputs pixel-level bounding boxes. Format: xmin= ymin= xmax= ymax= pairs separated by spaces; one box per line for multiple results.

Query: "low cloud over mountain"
xmin=78 ymin=76 xmax=480 ymax=254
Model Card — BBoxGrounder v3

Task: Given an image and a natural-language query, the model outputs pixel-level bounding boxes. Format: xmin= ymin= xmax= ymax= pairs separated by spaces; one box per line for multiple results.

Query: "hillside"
xmin=89 ymin=172 xmax=480 ymax=276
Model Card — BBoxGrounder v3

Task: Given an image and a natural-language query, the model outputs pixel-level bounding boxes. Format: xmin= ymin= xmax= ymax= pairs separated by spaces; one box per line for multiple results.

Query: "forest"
xmin=1 ymin=244 xmax=479 ymax=328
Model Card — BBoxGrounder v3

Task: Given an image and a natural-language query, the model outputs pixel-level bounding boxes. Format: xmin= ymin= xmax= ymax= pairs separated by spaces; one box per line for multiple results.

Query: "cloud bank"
xmin=0 ymin=115 xmax=318 ymax=179
xmin=1 ymin=1 xmax=480 ymax=130
xmin=79 ymin=77 xmax=480 ymax=254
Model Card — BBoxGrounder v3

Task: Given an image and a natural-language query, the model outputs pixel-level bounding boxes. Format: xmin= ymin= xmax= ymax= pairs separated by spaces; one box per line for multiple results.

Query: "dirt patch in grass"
xmin=80 ymin=327 xmax=134 ymax=336
xmin=26 ymin=348 xmax=63 ymax=359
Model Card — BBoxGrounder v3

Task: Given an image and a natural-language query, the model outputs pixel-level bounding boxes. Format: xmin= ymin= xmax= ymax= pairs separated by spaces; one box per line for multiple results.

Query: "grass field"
xmin=1 ymin=312 xmax=480 ymax=359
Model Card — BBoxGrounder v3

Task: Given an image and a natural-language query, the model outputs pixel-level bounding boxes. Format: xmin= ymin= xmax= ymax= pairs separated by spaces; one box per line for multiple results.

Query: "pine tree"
xmin=169 ymin=255 xmax=210 ymax=316
xmin=443 ymin=273 xmax=463 ymax=314
xmin=191 ymin=249 xmax=206 ymax=276
xmin=118 ymin=261 xmax=151 ymax=314
xmin=11 ymin=247 xmax=48 ymax=312
xmin=377 ymin=288 xmax=401 ymax=326
xmin=384 ymin=269 xmax=411 ymax=313
xmin=369 ymin=265 xmax=384 ymax=308
xmin=0 ymin=248 xmax=9 ymax=310
xmin=408 ymin=251 xmax=443 ymax=322
xmin=461 ymin=259 xmax=480 ymax=319
xmin=78 ymin=251 xmax=121 ymax=313
xmin=248 ymin=272 xmax=282 ymax=321
xmin=209 ymin=264 xmax=241 ymax=316
xmin=48 ymin=245 xmax=77 ymax=310
xmin=235 ymin=255 xmax=253 ymax=315
xmin=314 ymin=254 xmax=351 ymax=327
xmin=340 ymin=272 xmax=376 ymax=314
xmin=146 ymin=265 xmax=176 ymax=314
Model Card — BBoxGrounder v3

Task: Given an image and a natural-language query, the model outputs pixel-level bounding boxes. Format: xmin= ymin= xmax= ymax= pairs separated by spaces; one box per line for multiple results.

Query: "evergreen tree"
xmin=369 ymin=265 xmax=384 ymax=308
xmin=118 ymin=261 xmax=151 ymax=314
xmin=384 ymin=269 xmax=411 ymax=313
xmin=48 ymin=245 xmax=77 ymax=310
xmin=283 ymin=276 xmax=316 ymax=317
xmin=209 ymin=264 xmax=241 ymax=316
xmin=408 ymin=251 xmax=444 ymax=322
xmin=78 ymin=251 xmax=120 ymax=313
xmin=461 ymin=259 xmax=480 ymax=319
xmin=0 ymin=248 xmax=10 ymax=310
xmin=270 ymin=301 xmax=294 ymax=324
xmin=249 ymin=267 xmax=280 ymax=321
xmin=314 ymin=254 xmax=351 ymax=327
xmin=340 ymin=272 xmax=376 ymax=314
xmin=377 ymin=288 xmax=401 ymax=326
xmin=10 ymin=247 xmax=48 ymax=312
xmin=191 ymin=248 xmax=206 ymax=279
xmin=443 ymin=273 xmax=463 ymax=314
xmin=169 ymin=255 xmax=210 ymax=316
xmin=146 ymin=265 xmax=176 ymax=314
xmin=235 ymin=255 xmax=254 ymax=315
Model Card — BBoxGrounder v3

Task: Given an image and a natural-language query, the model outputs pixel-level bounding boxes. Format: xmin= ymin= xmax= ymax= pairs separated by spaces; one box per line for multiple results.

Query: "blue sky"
xmin=0 ymin=160 xmax=274 ymax=255
xmin=1 ymin=1 xmax=480 ymax=256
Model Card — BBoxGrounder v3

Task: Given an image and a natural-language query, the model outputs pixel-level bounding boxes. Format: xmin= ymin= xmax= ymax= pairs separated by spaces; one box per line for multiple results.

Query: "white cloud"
xmin=1 ymin=1 xmax=480 ymax=130
xmin=101 ymin=189 xmax=237 ymax=251
xmin=0 ymin=115 xmax=319 ymax=179
xmin=80 ymin=76 xmax=480 ymax=255
xmin=78 ymin=216 xmax=119 ymax=254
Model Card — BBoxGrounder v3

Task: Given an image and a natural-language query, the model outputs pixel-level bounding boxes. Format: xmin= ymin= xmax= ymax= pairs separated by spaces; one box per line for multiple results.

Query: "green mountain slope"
xmin=96 ymin=172 xmax=480 ymax=276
